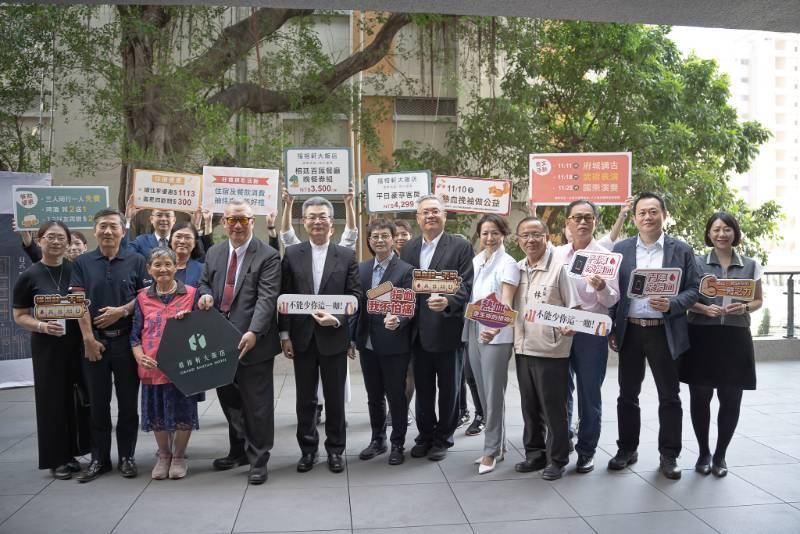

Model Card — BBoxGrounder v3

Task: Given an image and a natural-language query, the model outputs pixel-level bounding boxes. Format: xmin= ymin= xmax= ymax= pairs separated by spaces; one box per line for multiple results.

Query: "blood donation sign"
xmin=366 ymin=282 xmax=416 ymax=317
xmin=465 ymin=293 xmax=518 ymax=328
xmin=529 ymin=152 xmax=631 ymax=205
xmin=412 ymin=270 xmax=463 ymax=295
xmin=277 ymin=294 xmax=358 ymax=315
xmin=567 ymin=250 xmax=623 ymax=280
xmin=12 ymin=185 xmax=108 ymax=229
xmin=366 ymin=171 xmax=431 ymax=212
xmin=132 ymin=169 xmax=202 ymax=211
xmin=284 ymin=148 xmax=351 ymax=196
xmin=202 ymin=166 xmax=279 ymax=215
xmin=627 ymin=268 xmax=683 ymax=298
xmin=699 ymin=275 xmax=756 ymax=301
xmin=523 ymin=303 xmax=612 ymax=336
xmin=433 ymin=176 xmax=512 ymax=215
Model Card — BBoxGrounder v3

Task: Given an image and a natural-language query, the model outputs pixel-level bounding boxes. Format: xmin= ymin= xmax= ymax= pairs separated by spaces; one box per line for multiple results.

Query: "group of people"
xmin=12 ymin=189 xmax=762 ymax=486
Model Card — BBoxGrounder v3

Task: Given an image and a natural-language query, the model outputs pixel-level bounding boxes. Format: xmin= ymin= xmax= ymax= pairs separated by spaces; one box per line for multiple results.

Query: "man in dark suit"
xmin=607 ymin=192 xmax=700 ymax=480
xmin=197 ymin=199 xmax=281 ymax=485
xmin=129 ymin=209 xmax=176 ymax=258
xmin=353 ymin=219 xmax=415 ymax=465
xmin=400 ymin=194 xmax=474 ymax=461
xmin=279 ymin=196 xmax=361 ymax=474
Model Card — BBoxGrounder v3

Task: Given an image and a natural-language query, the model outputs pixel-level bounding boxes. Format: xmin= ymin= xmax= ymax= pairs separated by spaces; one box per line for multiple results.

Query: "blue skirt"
xmin=140 ymin=383 xmax=200 ymax=432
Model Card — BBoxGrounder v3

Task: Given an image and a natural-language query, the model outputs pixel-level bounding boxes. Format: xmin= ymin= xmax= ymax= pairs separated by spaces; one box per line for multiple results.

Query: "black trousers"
xmin=294 ymin=342 xmax=347 ymax=455
xmin=360 ymin=348 xmax=411 ymax=447
xmin=516 ymin=354 xmax=570 ymax=467
xmin=413 ymin=343 xmax=463 ymax=449
xmin=216 ymin=357 xmax=275 ymax=468
xmin=82 ymin=335 xmax=139 ymax=464
xmin=617 ymin=324 xmax=682 ymax=458
xmin=459 ymin=344 xmax=484 ymax=417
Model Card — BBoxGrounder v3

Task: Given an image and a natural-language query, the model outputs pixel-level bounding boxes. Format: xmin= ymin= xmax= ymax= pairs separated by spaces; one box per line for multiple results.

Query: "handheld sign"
xmin=277 ymin=294 xmax=358 ymax=315
xmin=366 ymin=171 xmax=431 ymax=213
xmin=523 ymin=303 xmax=612 ymax=336
xmin=202 ymin=166 xmax=279 ymax=215
xmin=627 ymin=268 xmax=682 ymax=298
xmin=12 ymin=185 xmax=109 ymax=230
xmin=433 ymin=176 xmax=512 ymax=215
xmin=699 ymin=275 xmax=756 ymax=301
xmin=567 ymin=250 xmax=622 ymax=280
xmin=412 ymin=269 xmax=462 ymax=295
xmin=132 ymin=169 xmax=202 ymax=212
xmin=284 ymin=147 xmax=351 ymax=196
xmin=366 ymin=282 xmax=416 ymax=317
xmin=465 ymin=293 xmax=517 ymax=328
xmin=529 ymin=152 xmax=631 ymax=205
xmin=33 ymin=294 xmax=90 ymax=320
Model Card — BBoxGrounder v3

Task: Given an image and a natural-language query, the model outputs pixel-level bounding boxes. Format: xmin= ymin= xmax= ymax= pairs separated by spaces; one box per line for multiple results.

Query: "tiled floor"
xmin=1 ymin=360 xmax=800 ymax=534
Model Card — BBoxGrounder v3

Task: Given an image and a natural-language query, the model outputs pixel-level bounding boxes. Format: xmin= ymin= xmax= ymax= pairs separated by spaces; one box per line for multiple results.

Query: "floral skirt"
xmin=140 ymin=383 xmax=199 ymax=432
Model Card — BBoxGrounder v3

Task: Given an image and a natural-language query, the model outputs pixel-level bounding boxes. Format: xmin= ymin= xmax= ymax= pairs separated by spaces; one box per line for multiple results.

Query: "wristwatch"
xmin=744 ymin=303 xmax=750 ymax=313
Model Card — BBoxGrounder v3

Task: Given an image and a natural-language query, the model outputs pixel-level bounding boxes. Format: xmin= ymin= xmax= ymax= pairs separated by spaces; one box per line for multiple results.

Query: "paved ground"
xmin=1 ymin=360 xmax=800 ymax=534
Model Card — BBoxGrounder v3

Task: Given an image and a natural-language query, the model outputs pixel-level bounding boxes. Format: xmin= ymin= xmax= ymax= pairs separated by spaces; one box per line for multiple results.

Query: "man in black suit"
xmin=279 ymin=196 xmax=361 ymax=474
xmin=197 ymin=199 xmax=282 ymax=485
xmin=400 ymin=194 xmax=474 ymax=461
xmin=607 ymin=192 xmax=700 ymax=480
xmin=353 ymin=219 xmax=415 ymax=465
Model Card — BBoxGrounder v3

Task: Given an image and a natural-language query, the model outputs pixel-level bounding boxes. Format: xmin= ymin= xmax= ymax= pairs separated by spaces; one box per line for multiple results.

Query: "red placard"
xmin=529 ymin=152 xmax=631 ymax=205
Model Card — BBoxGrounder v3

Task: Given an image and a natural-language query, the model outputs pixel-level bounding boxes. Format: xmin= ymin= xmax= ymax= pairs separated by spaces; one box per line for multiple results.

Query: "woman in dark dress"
xmin=12 ymin=221 xmax=91 ymax=479
xmin=679 ymin=212 xmax=763 ymax=477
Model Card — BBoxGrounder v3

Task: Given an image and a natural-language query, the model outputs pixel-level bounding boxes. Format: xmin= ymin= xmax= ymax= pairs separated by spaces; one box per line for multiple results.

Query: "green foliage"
xmin=757 ymin=307 xmax=771 ymax=337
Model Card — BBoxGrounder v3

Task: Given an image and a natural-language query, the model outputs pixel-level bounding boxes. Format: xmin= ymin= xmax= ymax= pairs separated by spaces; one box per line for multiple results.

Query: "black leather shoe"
xmin=711 ymin=457 xmax=728 ymax=477
xmin=388 ymin=446 xmax=405 ymax=465
xmin=659 ymin=455 xmax=682 ymax=480
xmin=66 ymin=458 xmax=81 ymax=473
xmin=608 ymin=449 xmax=638 ymax=470
xmin=457 ymin=410 xmax=470 ymax=428
xmin=51 ymin=464 xmax=73 ymax=480
xmin=297 ymin=452 xmax=318 ymax=473
xmin=542 ymin=463 xmax=566 ymax=480
xmin=428 ymin=445 xmax=448 ymax=461
xmin=359 ymin=440 xmax=388 ymax=460
xmin=327 ymin=453 xmax=345 ymax=473
xmin=118 ymin=457 xmax=138 ymax=478
xmin=410 ymin=443 xmax=430 ymax=458
xmin=515 ymin=456 xmax=548 ymax=473
xmin=77 ymin=460 xmax=111 ymax=483
xmin=695 ymin=454 xmax=712 ymax=475
xmin=212 ymin=454 xmax=249 ymax=471
xmin=248 ymin=465 xmax=268 ymax=485
xmin=576 ymin=454 xmax=594 ymax=474
xmin=465 ymin=416 xmax=485 ymax=436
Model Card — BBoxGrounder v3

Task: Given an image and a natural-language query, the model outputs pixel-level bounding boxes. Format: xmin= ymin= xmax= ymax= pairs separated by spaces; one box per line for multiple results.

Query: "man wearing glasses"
xmin=279 ymin=197 xmax=361 ymax=474
xmin=198 ymin=199 xmax=282 ymax=485
xmin=129 ymin=209 xmax=176 ymax=258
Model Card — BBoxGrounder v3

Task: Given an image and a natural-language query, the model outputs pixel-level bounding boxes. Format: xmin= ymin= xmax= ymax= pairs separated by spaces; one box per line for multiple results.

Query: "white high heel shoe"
xmin=476 ymin=453 xmax=504 ymax=474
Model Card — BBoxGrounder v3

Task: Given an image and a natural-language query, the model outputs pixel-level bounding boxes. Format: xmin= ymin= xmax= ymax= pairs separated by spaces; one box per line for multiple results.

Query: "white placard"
xmin=366 ymin=171 xmax=431 ymax=212
xmin=567 ymin=250 xmax=622 ymax=280
xmin=202 ymin=166 xmax=279 ymax=215
xmin=284 ymin=148 xmax=351 ymax=196
xmin=433 ymin=176 xmax=512 ymax=215
xmin=132 ymin=169 xmax=202 ymax=212
xmin=522 ymin=302 xmax=612 ymax=336
xmin=277 ymin=294 xmax=358 ymax=315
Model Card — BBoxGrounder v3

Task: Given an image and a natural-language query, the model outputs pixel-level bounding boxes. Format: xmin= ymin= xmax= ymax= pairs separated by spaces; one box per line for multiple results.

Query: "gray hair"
xmin=302 ymin=196 xmax=334 ymax=218
xmin=147 ymin=246 xmax=177 ymax=265
xmin=93 ymin=208 xmax=127 ymax=228
xmin=224 ymin=198 xmax=254 ymax=216
xmin=415 ymin=194 xmax=445 ymax=211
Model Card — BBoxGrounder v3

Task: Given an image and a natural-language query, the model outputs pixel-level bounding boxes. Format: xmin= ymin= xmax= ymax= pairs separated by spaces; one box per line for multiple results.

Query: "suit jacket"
xmin=352 ymin=254 xmax=414 ymax=355
xmin=279 ymin=241 xmax=362 ymax=356
xmin=129 ymin=233 xmax=164 ymax=259
xmin=400 ymin=232 xmax=474 ymax=352
xmin=198 ymin=238 xmax=282 ymax=365
xmin=609 ymin=234 xmax=700 ymax=359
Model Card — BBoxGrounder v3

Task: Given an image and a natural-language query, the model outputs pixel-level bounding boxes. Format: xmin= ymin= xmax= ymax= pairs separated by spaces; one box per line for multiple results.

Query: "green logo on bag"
xmin=188 ymin=333 xmax=207 ymax=351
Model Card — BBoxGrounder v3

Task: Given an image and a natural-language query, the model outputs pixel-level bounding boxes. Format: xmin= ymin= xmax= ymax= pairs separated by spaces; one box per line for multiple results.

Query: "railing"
xmin=761 ymin=269 xmax=799 ymax=339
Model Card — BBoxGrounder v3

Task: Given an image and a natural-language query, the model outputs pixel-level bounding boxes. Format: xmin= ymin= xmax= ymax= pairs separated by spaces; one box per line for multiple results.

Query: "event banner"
xmin=284 ymin=147 xmax=351 ymax=196
xmin=132 ymin=169 xmax=202 ymax=212
xmin=529 ymin=152 xmax=631 ymax=205
xmin=465 ymin=293 xmax=518 ymax=329
xmin=12 ymin=185 xmax=109 ymax=230
xmin=202 ymin=166 xmax=279 ymax=215
xmin=433 ymin=176 xmax=512 ymax=215
xmin=699 ymin=275 xmax=756 ymax=301
xmin=627 ymin=268 xmax=683 ymax=298
xmin=523 ymin=302 xmax=612 ymax=336
xmin=277 ymin=294 xmax=358 ymax=315
xmin=366 ymin=170 xmax=431 ymax=213
xmin=0 ymin=214 xmax=33 ymax=365
xmin=366 ymin=282 xmax=416 ymax=317
xmin=567 ymin=250 xmax=623 ymax=280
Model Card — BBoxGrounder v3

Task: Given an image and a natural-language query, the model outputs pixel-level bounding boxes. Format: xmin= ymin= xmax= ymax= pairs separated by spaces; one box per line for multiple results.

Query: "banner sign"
xmin=132 ymin=169 xmax=202 ymax=212
xmin=33 ymin=294 xmax=90 ymax=320
xmin=523 ymin=302 xmax=612 ymax=336
xmin=12 ymin=185 xmax=108 ymax=230
xmin=202 ymin=166 xmax=279 ymax=215
xmin=529 ymin=152 xmax=631 ymax=205
xmin=412 ymin=269 xmax=462 ymax=295
xmin=277 ymin=294 xmax=358 ymax=315
xmin=366 ymin=282 xmax=416 ymax=317
xmin=366 ymin=171 xmax=431 ymax=213
xmin=433 ymin=176 xmax=512 ymax=215
xmin=284 ymin=148 xmax=351 ymax=196
xmin=627 ymin=268 xmax=683 ymax=298
xmin=699 ymin=275 xmax=756 ymax=301
xmin=567 ymin=250 xmax=623 ymax=280
xmin=465 ymin=293 xmax=518 ymax=329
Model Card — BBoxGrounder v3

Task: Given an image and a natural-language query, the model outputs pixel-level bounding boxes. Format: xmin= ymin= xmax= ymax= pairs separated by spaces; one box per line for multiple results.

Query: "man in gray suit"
xmin=607 ymin=192 xmax=700 ymax=480
xmin=198 ymin=199 xmax=281 ymax=485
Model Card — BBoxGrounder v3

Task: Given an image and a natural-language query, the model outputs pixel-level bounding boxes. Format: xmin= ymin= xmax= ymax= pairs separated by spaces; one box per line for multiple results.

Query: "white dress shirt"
xmin=629 ymin=232 xmax=665 ymax=318
xmin=555 ymin=239 xmax=620 ymax=314
xmin=419 ymin=231 xmax=444 ymax=270
xmin=280 ymin=226 xmax=358 ymax=251
xmin=311 ymin=240 xmax=330 ymax=294
xmin=465 ymin=245 xmax=520 ymax=345
xmin=226 ymin=236 xmax=252 ymax=289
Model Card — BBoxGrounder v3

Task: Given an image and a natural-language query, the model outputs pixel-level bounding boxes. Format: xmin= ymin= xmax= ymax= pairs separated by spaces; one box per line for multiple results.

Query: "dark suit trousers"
xmin=360 ymin=348 xmax=411 ymax=447
xmin=617 ymin=324 xmax=683 ymax=458
xmin=413 ymin=343 xmax=463 ymax=449
xmin=82 ymin=336 xmax=139 ymax=463
xmin=515 ymin=354 xmax=570 ymax=467
xmin=216 ymin=357 xmax=275 ymax=467
xmin=294 ymin=342 xmax=347 ymax=455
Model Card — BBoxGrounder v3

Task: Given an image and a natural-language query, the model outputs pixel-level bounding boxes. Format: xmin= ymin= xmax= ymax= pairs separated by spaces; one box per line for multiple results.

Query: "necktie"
xmin=220 ymin=251 xmax=238 ymax=313
xmin=372 ymin=264 xmax=384 ymax=289
xmin=158 ymin=237 xmax=168 ymax=248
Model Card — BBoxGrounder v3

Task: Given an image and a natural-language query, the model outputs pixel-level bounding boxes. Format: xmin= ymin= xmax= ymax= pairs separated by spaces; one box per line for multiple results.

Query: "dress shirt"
xmin=280 ymin=226 xmax=358 ymax=251
xmin=467 ymin=245 xmax=520 ymax=345
xmin=366 ymin=252 xmax=394 ymax=350
xmin=155 ymin=233 xmax=170 ymax=248
xmin=226 ymin=236 xmax=252 ymax=290
xmin=419 ymin=231 xmax=444 ymax=270
xmin=311 ymin=240 xmax=330 ymax=294
xmin=555 ymin=239 xmax=620 ymax=314
xmin=629 ymin=232 xmax=665 ymax=318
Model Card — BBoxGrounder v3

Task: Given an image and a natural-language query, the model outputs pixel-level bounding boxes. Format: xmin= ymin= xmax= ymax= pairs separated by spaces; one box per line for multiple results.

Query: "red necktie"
xmin=220 ymin=251 xmax=238 ymax=313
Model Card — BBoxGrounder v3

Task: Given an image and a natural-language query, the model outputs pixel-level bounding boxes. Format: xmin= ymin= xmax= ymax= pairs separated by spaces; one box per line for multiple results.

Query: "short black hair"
xmin=71 ymin=231 xmax=88 ymax=245
xmin=393 ymin=219 xmax=412 ymax=233
xmin=170 ymin=221 xmax=203 ymax=260
xmin=633 ymin=192 xmax=666 ymax=215
xmin=37 ymin=220 xmax=71 ymax=243
xmin=704 ymin=212 xmax=742 ymax=247
xmin=474 ymin=214 xmax=511 ymax=241
xmin=366 ymin=218 xmax=396 ymax=256
xmin=93 ymin=208 xmax=127 ymax=228
xmin=566 ymin=199 xmax=598 ymax=218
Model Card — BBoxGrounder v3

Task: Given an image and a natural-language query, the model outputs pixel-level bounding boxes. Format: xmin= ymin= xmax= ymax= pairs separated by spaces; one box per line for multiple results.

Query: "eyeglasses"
xmin=304 ymin=214 xmax=330 ymax=222
xmin=152 ymin=212 xmax=174 ymax=219
xmin=369 ymin=234 xmax=393 ymax=242
xmin=42 ymin=234 xmax=68 ymax=243
xmin=567 ymin=214 xmax=595 ymax=223
xmin=223 ymin=216 xmax=253 ymax=226
xmin=417 ymin=209 xmax=442 ymax=217
xmin=172 ymin=234 xmax=195 ymax=242
xmin=517 ymin=233 xmax=547 ymax=241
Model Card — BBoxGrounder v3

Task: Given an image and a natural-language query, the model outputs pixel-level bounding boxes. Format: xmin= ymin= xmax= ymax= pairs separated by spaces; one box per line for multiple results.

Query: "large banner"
xmin=0 ymin=172 xmax=51 ymax=214
xmin=529 ymin=152 xmax=631 ymax=205
xmin=433 ymin=176 xmax=512 ymax=215
xmin=284 ymin=147 xmax=351 ymax=196
xmin=132 ymin=169 xmax=203 ymax=212
xmin=366 ymin=170 xmax=430 ymax=213
xmin=202 ymin=166 xmax=280 ymax=215
xmin=12 ymin=185 xmax=109 ymax=230
xmin=0 ymin=214 xmax=34 ymax=387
